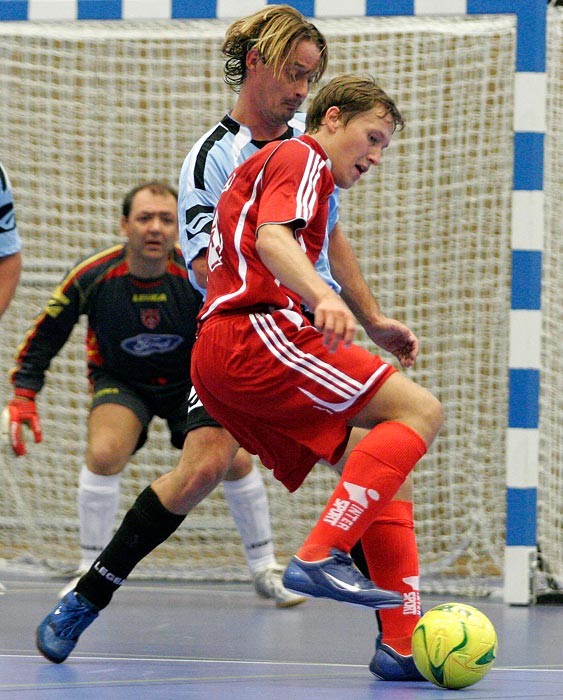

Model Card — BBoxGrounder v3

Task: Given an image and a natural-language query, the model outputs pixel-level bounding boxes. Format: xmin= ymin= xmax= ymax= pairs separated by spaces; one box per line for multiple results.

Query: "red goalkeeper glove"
xmin=2 ymin=389 xmax=42 ymax=456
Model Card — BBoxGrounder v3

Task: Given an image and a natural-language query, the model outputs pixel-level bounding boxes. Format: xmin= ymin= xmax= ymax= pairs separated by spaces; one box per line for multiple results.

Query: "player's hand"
xmin=313 ymin=292 xmax=357 ymax=352
xmin=365 ymin=316 xmax=419 ymax=368
xmin=2 ymin=394 xmax=42 ymax=456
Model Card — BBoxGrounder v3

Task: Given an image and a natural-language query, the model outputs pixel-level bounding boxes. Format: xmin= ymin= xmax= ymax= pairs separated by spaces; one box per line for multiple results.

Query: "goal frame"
xmin=0 ymin=0 xmax=547 ymax=606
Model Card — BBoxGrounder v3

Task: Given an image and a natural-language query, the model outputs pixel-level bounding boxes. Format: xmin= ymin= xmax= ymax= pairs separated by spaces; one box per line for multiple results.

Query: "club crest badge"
xmin=140 ymin=308 xmax=160 ymax=330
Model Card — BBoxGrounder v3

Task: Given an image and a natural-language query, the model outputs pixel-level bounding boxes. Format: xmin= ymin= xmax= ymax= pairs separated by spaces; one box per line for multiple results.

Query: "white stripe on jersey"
xmin=200 ymin=163 xmax=264 ymax=320
xmin=231 ymin=124 xmax=253 ymax=165
xmin=179 ymin=113 xmax=341 ymax=296
xmin=250 ymin=312 xmax=389 ymax=413
xmin=201 ymin=139 xmax=314 ymax=320
xmin=295 ymin=143 xmax=325 ymax=223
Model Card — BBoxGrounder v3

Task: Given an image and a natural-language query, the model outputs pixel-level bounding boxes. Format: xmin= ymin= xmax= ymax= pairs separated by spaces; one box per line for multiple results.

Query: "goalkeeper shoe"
xmin=36 ymin=591 xmax=99 ymax=663
xmin=253 ymin=564 xmax=307 ymax=608
xmin=282 ymin=548 xmax=403 ymax=610
xmin=369 ymin=635 xmax=425 ymax=681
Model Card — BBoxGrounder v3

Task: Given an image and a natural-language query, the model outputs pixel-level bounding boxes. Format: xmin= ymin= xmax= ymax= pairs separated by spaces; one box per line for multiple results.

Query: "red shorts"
xmin=191 ymin=308 xmax=396 ymax=491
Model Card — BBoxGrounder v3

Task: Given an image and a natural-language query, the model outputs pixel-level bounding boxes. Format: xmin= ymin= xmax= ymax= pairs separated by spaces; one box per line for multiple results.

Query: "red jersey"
xmin=200 ymin=135 xmax=332 ymax=320
xmin=192 ymin=134 xmax=397 ymax=491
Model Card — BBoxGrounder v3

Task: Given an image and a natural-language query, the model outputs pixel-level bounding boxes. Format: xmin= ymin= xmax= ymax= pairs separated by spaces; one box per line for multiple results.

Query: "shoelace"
xmin=54 ymin=599 xmax=96 ymax=639
xmin=329 ymin=550 xmax=374 ymax=589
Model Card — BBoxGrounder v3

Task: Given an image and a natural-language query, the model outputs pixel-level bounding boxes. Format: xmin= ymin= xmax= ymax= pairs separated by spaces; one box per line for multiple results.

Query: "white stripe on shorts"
xmin=250 ymin=312 xmax=389 ymax=412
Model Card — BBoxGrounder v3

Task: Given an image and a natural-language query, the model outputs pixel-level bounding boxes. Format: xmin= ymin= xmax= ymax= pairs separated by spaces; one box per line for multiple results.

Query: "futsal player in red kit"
xmin=35 ymin=15 xmax=438 ymax=680
xmin=192 ymin=74 xmax=443 ymax=660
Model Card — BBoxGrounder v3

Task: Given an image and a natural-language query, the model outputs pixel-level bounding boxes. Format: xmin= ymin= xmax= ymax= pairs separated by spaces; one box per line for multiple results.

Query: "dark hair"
xmin=222 ymin=4 xmax=327 ymax=91
xmin=306 ymin=75 xmax=405 ymax=133
xmin=122 ymin=181 xmax=178 ymax=219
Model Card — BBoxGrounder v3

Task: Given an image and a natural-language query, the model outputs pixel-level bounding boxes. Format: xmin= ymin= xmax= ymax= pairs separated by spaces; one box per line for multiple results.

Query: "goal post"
xmin=536 ymin=3 xmax=563 ymax=605
xmin=0 ymin=4 xmax=558 ymax=604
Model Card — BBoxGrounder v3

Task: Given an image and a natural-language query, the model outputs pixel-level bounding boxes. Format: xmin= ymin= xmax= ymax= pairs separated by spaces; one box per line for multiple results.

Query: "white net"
xmin=0 ymin=16 xmax=517 ymax=594
xmin=538 ymin=6 xmax=563 ymax=592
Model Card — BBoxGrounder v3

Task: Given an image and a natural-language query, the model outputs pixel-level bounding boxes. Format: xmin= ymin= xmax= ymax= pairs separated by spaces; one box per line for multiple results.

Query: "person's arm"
xmin=328 ymin=222 xmax=382 ymax=326
xmin=178 ymin=127 xmax=235 ymax=294
xmin=9 ymin=274 xmax=82 ymax=395
xmin=0 ymin=162 xmax=22 ymax=318
xmin=0 ymin=251 xmax=21 ymax=318
xmin=190 ymin=249 xmax=208 ymax=291
xmin=328 ymin=221 xmax=418 ymax=368
xmin=256 ymin=223 xmax=356 ymax=352
xmin=178 ymin=156 xmax=216 ymax=293
xmin=4 ymin=263 xmax=86 ymax=456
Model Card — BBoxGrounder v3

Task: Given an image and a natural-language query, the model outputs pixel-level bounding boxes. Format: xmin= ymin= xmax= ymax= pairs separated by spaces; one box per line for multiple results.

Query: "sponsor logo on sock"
xmin=343 ymin=482 xmax=380 ymax=507
xmin=403 ymin=575 xmax=420 ymax=590
xmin=322 ymin=482 xmax=380 ymax=531
xmin=402 ymin=576 xmax=421 ymax=615
xmin=246 ymin=538 xmax=272 ymax=550
xmin=93 ymin=561 xmax=125 ymax=586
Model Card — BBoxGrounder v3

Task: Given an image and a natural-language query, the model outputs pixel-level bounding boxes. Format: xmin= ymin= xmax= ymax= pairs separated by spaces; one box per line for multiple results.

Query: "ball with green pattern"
xmin=412 ymin=603 xmax=498 ymax=689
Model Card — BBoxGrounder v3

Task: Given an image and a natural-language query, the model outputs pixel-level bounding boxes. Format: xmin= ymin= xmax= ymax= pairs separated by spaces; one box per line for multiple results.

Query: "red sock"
xmin=362 ymin=500 xmax=421 ymax=656
xmin=297 ymin=422 xmax=426 ymax=562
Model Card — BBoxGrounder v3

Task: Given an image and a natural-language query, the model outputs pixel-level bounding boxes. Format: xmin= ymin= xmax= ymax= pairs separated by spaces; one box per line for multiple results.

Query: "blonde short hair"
xmin=222 ymin=4 xmax=328 ymax=91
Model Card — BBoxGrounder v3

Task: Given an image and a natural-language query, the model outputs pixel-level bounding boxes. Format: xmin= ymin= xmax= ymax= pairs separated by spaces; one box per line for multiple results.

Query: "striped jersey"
xmin=0 ymin=162 xmax=21 ymax=257
xmin=200 ymin=135 xmax=333 ymax=319
xmin=10 ymin=243 xmax=202 ymax=397
xmin=178 ymin=112 xmax=339 ymax=297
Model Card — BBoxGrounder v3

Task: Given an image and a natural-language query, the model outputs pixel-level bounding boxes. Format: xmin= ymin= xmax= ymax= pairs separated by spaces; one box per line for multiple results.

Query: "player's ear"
xmin=120 ymin=216 xmax=129 ymax=239
xmin=246 ymin=47 xmax=262 ymax=72
xmin=324 ymin=106 xmax=342 ymax=133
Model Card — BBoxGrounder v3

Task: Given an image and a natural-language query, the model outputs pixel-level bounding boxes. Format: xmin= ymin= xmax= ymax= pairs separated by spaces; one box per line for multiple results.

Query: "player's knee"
xmin=172 ymin=451 xmax=228 ymax=504
xmin=224 ymin=448 xmax=252 ymax=480
xmin=419 ymin=393 xmax=444 ymax=444
xmin=87 ymin=439 xmax=131 ymax=474
xmin=179 ymin=427 xmax=236 ymax=487
xmin=396 ymin=389 xmax=444 ymax=448
xmin=196 ymin=451 xmax=230 ymax=484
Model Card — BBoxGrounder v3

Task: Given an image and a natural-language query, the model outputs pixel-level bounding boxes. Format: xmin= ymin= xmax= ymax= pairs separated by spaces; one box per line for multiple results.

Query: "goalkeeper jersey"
xmin=10 ymin=243 xmax=202 ymax=398
xmin=178 ymin=112 xmax=339 ymax=297
xmin=0 ymin=162 xmax=22 ymax=258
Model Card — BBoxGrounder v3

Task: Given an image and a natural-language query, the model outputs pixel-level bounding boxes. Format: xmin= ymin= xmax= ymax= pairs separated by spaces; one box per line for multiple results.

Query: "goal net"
xmin=0 ymin=16 xmax=518 ymax=595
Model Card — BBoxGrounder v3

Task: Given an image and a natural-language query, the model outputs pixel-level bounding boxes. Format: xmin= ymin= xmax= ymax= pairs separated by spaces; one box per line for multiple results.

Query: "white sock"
xmin=222 ymin=464 xmax=276 ymax=576
xmin=77 ymin=466 xmax=122 ymax=571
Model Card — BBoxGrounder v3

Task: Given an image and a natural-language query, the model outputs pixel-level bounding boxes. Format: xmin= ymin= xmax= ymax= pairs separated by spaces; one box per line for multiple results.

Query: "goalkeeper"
xmin=35 ymin=6 xmax=431 ymax=681
xmin=4 ymin=180 xmax=301 ymax=606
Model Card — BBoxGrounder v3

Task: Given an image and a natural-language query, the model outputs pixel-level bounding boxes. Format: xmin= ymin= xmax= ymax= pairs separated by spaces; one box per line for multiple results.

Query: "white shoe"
xmin=253 ymin=564 xmax=307 ymax=608
xmin=58 ymin=567 xmax=88 ymax=598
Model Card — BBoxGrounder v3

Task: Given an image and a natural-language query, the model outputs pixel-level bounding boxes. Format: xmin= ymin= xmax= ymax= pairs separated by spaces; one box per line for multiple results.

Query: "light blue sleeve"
xmin=178 ymin=114 xmax=341 ymax=298
xmin=314 ymin=187 xmax=341 ymax=294
xmin=177 ymin=149 xmax=217 ymax=295
xmin=0 ymin=162 xmax=22 ymax=257
xmin=177 ymin=122 xmax=258 ymax=296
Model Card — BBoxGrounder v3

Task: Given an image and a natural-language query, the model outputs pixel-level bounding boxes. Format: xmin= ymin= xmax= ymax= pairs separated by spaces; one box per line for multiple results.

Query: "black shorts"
xmin=185 ymin=384 xmax=222 ymax=434
xmin=90 ymin=371 xmax=190 ymax=452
